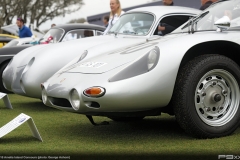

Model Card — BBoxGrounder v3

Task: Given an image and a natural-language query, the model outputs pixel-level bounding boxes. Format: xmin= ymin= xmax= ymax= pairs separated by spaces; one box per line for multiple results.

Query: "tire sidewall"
xmin=186 ymin=56 xmax=240 ymax=136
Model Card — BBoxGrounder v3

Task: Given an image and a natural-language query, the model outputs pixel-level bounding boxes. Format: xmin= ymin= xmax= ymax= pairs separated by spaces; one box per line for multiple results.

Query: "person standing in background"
xmin=158 ymin=0 xmax=175 ymax=35
xmin=104 ymin=0 xmax=124 ymax=34
xmin=162 ymin=0 xmax=174 ymax=6
xmin=200 ymin=0 xmax=218 ymax=10
xmin=16 ymin=18 xmax=32 ymax=38
xmin=51 ymin=24 xmax=56 ymax=28
xmin=102 ymin=15 xmax=109 ymax=27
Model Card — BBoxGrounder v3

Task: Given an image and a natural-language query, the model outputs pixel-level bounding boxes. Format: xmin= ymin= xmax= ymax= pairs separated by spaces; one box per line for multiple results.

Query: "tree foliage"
xmin=0 ymin=0 xmax=84 ymax=28
xmin=68 ymin=18 xmax=87 ymax=24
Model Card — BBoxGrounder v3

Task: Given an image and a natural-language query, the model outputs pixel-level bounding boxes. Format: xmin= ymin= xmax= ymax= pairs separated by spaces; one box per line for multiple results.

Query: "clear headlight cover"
xmin=22 ymin=57 xmax=35 ymax=75
xmin=70 ymin=89 xmax=80 ymax=110
xmin=148 ymin=50 xmax=158 ymax=70
xmin=109 ymin=46 xmax=160 ymax=82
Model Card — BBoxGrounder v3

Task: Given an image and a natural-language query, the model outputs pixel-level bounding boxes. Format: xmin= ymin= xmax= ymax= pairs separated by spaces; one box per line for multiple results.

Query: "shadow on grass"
xmin=0 ymin=107 xmax=13 ymax=110
xmin=63 ymin=116 xmax=192 ymax=140
xmin=11 ymin=101 xmax=60 ymax=112
xmin=0 ymin=136 xmax=41 ymax=144
xmin=61 ymin=115 xmax=240 ymax=141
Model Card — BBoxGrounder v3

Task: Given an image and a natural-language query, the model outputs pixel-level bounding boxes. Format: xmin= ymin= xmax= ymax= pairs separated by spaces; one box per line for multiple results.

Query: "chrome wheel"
xmin=173 ymin=55 xmax=240 ymax=138
xmin=195 ymin=69 xmax=240 ymax=127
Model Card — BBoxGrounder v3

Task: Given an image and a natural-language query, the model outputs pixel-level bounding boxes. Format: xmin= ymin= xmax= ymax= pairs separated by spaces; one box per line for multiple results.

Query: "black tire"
xmin=108 ymin=116 xmax=145 ymax=122
xmin=0 ymin=62 xmax=12 ymax=93
xmin=172 ymin=55 xmax=240 ymax=138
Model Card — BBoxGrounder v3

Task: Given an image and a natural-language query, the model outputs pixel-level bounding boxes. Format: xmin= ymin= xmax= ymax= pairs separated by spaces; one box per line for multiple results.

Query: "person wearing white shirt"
xmin=104 ymin=0 xmax=125 ymax=34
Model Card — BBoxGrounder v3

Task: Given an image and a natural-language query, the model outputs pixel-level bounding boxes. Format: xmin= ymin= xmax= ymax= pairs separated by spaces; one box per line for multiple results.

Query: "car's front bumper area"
xmin=42 ymin=66 xmax=174 ymax=116
xmin=2 ymin=63 xmax=15 ymax=92
xmin=3 ymin=64 xmax=26 ymax=95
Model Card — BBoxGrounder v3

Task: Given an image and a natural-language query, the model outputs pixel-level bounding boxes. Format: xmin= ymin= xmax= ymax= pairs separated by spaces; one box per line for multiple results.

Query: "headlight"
xmin=148 ymin=49 xmax=158 ymax=70
xmin=109 ymin=46 xmax=160 ymax=82
xmin=70 ymin=89 xmax=80 ymax=110
xmin=22 ymin=57 xmax=35 ymax=75
xmin=42 ymin=87 xmax=48 ymax=104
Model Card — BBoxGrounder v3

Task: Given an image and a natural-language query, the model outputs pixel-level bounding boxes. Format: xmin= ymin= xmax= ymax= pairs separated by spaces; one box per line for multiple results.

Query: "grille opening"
xmin=90 ymin=102 xmax=100 ymax=108
xmin=49 ymin=97 xmax=72 ymax=108
xmin=86 ymin=102 xmax=100 ymax=108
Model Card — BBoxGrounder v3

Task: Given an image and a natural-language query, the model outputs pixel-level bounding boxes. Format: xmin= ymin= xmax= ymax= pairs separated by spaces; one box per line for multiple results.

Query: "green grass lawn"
xmin=0 ymin=94 xmax=240 ymax=160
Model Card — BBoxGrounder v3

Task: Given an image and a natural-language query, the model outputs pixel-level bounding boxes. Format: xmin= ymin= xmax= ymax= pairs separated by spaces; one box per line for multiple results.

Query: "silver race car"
xmin=42 ymin=0 xmax=240 ymax=138
xmin=0 ymin=24 xmax=105 ymax=93
xmin=2 ymin=6 xmax=200 ymax=98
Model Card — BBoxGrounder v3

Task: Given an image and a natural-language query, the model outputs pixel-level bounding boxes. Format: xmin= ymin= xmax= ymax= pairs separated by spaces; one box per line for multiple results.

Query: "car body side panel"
xmin=21 ymin=37 xmax=149 ymax=98
xmin=0 ymin=45 xmax=31 ymax=65
xmin=43 ymin=30 xmax=240 ymax=114
xmin=2 ymin=44 xmax=49 ymax=90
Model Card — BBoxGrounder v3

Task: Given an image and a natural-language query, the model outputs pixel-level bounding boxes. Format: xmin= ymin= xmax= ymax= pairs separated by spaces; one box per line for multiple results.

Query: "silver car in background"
xmin=3 ymin=37 xmax=35 ymax=48
xmin=2 ymin=6 xmax=200 ymax=98
xmin=0 ymin=24 xmax=105 ymax=93
xmin=43 ymin=0 xmax=240 ymax=138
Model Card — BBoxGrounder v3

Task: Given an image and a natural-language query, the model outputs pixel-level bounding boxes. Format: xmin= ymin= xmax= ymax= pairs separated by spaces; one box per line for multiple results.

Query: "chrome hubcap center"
xmin=213 ymin=93 xmax=221 ymax=102
xmin=201 ymin=81 xmax=226 ymax=113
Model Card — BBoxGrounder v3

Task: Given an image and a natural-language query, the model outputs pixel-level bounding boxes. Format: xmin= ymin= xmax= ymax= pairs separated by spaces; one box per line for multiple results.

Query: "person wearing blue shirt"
xmin=16 ymin=18 xmax=32 ymax=38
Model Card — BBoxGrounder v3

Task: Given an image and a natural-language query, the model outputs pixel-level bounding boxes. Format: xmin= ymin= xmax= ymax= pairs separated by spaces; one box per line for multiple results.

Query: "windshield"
xmin=173 ymin=0 xmax=240 ymax=33
xmin=108 ymin=13 xmax=154 ymax=36
xmin=62 ymin=29 xmax=95 ymax=42
xmin=42 ymin=28 xmax=64 ymax=43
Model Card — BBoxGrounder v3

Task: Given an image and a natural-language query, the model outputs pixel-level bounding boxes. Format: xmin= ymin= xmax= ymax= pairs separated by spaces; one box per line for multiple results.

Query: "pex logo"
xmin=218 ymin=155 xmax=240 ymax=159
xmin=18 ymin=117 xmax=26 ymax=123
